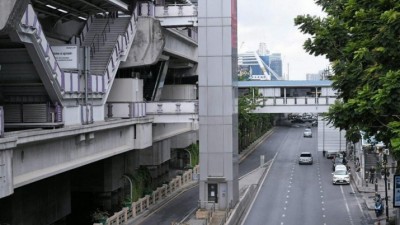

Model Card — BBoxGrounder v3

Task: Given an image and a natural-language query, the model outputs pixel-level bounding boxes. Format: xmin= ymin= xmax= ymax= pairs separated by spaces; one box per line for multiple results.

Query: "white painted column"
xmin=198 ymin=0 xmax=239 ymax=209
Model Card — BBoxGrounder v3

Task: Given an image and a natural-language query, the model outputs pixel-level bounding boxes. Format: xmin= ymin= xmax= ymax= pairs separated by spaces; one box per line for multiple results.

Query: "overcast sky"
xmin=237 ymin=0 xmax=330 ymax=80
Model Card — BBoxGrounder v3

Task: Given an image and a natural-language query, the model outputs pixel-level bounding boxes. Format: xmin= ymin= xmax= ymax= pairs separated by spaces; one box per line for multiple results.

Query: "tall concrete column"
xmin=198 ymin=0 xmax=239 ymax=209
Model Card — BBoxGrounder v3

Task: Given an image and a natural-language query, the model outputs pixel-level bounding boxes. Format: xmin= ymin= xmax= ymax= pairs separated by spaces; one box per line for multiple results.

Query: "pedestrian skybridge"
xmin=238 ymin=80 xmax=336 ymax=113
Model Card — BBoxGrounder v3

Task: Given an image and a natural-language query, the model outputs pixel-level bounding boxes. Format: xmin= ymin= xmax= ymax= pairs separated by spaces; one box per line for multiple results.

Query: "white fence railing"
xmin=258 ymin=97 xmax=337 ymax=106
xmin=93 ymin=166 xmax=199 ymax=225
xmin=106 ymin=102 xmax=146 ymax=118
xmin=146 ymin=101 xmax=198 ymax=115
xmin=155 ymin=5 xmax=197 ymax=17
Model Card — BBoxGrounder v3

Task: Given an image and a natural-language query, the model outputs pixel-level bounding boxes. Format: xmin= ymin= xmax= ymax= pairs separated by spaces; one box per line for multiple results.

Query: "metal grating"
xmin=22 ymin=104 xmax=48 ymax=123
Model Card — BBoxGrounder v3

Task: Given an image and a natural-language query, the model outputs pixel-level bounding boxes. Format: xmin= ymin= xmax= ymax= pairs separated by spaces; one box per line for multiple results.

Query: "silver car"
xmin=298 ymin=152 xmax=313 ymax=165
xmin=303 ymin=128 xmax=312 ymax=138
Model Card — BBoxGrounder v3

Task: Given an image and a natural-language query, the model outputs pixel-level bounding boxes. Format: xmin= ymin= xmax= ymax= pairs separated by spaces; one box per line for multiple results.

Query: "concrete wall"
xmin=2 ymin=119 xmax=155 ymax=191
xmin=153 ymin=123 xmax=194 ymax=142
xmin=120 ymin=17 xmax=165 ymax=68
xmin=139 ymin=139 xmax=171 ymax=165
xmin=161 ymin=84 xmax=197 ymax=100
xmin=108 ymin=78 xmax=144 ymax=102
xmin=170 ymin=131 xmax=197 ymax=149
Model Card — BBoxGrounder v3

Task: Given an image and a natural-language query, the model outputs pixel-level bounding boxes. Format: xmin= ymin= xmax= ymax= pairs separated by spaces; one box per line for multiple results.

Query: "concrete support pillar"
xmin=198 ymin=0 xmax=239 ymax=209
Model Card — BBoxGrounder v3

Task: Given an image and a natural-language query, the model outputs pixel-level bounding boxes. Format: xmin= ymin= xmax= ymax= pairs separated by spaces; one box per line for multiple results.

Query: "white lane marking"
xmin=178 ymin=207 xmax=198 ymax=223
xmin=340 ymin=185 xmax=355 ymax=225
xmin=350 ymin=182 xmax=363 ymax=212
xmin=240 ymin=152 xmax=278 ymax=225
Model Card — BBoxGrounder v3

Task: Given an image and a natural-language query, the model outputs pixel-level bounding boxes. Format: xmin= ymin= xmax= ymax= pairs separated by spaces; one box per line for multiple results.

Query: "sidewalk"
xmin=348 ymin=156 xmax=397 ymax=225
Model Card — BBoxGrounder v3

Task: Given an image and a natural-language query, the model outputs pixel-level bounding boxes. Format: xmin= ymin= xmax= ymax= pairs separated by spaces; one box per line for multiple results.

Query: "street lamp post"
xmin=122 ymin=174 xmax=133 ymax=203
xmin=383 ymin=154 xmax=389 ymax=222
xmin=183 ymin=149 xmax=192 ymax=167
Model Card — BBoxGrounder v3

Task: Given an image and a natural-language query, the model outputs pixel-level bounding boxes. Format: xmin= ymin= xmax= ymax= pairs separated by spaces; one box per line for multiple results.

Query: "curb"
xmin=239 ymin=128 xmax=275 ymax=163
xmin=127 ymin=181 xmax=198 ymax=225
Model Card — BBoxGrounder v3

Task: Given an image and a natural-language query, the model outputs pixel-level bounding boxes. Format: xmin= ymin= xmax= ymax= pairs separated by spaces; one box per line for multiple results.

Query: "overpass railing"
xmin=146 ymin=101 xmax=199 ymax=115
xmin=257 ymin=97 xmax=337 ymax=106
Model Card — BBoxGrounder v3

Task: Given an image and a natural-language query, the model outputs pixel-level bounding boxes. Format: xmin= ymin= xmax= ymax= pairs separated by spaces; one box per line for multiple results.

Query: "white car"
xmin=298 ymin=152 xmax=313 ymax=165
xmin=332 ymin=169 xmax=350 ymax=184
xmin=303 ymin=128 xmax=312 ymax=138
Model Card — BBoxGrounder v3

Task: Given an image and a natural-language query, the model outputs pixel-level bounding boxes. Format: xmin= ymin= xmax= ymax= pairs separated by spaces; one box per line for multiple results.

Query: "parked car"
xmin=311 ymin=120 xmax=318 ymax=127
xmin=332 ymin=167 xmax=350 ymax=184
xmin=332 ymin=156 xmax=346 ymax=171
xmin=291 ymin=118 xmax=305 ymax=123
xmin=334 ymin=164 xmax=347 ymax=171
xmin=303 ymin=128 xmax=312 ymax=138
xmin=298 ymin=152 xmax=313 ymax=165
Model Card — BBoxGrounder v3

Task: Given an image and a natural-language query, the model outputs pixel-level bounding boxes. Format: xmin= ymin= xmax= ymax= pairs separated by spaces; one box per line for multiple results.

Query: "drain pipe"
xmin=84 ymin=46 xmax=90 ymax=106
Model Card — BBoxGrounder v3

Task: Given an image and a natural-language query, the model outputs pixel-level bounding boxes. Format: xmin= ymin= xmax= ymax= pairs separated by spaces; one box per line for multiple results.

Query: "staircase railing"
xmin=100 ymin=7 xmax=138 ymax=96
xmin=20 ymin=4 xmax=138 ymax=100
xmin=20 ymin=4 xmax=80 ymax=95
xmin=89 ymin=16 xmax=113 ymax=57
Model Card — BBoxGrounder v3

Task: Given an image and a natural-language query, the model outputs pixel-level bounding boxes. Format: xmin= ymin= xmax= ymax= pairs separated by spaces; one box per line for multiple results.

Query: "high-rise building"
xmin=269 ymin=53 xmax=282 ymax=78
xmin=257 ymin=42 xmax=270 ymax=56
xmin=306 ymin=73 xmax=320 ymax=80
xmin=306 ymin=68 xmax=332 ymax=80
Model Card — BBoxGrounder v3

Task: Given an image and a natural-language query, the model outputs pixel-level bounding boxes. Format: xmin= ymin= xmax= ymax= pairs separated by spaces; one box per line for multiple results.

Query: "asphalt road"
xmin=242 ymin=125 xmax=369 ymax=225
xmin=132 ymin=125 xmax=370 ymax=225
xmin=132 ymin=127 xmax=284 ymax=225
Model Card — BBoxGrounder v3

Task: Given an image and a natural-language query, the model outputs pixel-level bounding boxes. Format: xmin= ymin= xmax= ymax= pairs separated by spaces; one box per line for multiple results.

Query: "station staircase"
xmin=17 ymin=3 xmax=138 ymax=104
xmin=82 ymin=17 xmax=131 ymax=75
xmin=364 ymin=150 xmax=378 ymax=180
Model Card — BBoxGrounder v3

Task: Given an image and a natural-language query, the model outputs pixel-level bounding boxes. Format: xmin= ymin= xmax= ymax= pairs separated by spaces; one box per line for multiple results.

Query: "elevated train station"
xmin=0 ymin=1 xmax=340 ymax=224
xmin=0 ymin=0 xmax=199 ymax=224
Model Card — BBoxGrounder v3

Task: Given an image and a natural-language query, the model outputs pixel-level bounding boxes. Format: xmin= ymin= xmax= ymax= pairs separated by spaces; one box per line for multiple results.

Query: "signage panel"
xmin=394 ymin=175 xmax=400 ymax=207
xmin=51 ymin=45 xmax=79 ymax=69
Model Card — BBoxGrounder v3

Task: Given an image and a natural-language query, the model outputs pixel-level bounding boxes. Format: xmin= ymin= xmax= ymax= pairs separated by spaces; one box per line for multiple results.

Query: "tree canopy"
xmin=294 ymin=1 xmax=400 ymax=158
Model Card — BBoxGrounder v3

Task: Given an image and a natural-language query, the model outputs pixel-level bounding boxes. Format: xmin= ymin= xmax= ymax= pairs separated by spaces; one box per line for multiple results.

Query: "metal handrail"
xmin=101 ymin=11 xmax=135 ymax=75
xmin=90 ymin=33 xmax=99 ymax=57
xmin=89 ymin=16 xmax=113 ymax=57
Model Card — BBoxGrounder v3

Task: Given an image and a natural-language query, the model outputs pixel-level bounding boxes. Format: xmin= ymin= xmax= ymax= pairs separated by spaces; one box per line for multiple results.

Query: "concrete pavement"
xmin=349 ymin=156 xmax=397 ymax=225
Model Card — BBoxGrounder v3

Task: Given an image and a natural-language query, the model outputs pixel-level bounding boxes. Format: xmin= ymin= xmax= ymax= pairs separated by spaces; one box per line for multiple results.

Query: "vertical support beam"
xmin=0 ymin=149 xmax=14 ymax=198
xmin=198 ymin=0 xmax=239 ymax=209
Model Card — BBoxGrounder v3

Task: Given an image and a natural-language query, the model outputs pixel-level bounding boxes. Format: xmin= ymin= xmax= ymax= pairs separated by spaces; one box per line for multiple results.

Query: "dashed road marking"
xmin=340 ymin=185 xmax=355 ymax=225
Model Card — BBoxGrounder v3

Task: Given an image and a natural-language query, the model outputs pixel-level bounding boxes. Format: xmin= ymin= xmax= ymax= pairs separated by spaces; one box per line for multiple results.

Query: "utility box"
xmin=108 ymin=78 xmax=143 ymax=102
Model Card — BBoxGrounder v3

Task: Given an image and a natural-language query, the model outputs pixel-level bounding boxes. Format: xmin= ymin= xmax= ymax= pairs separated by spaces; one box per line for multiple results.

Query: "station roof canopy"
xmin=31 ymin=0 xmax=131 ymax=22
